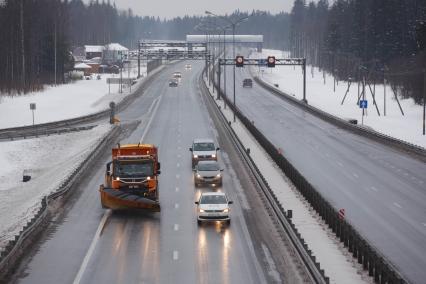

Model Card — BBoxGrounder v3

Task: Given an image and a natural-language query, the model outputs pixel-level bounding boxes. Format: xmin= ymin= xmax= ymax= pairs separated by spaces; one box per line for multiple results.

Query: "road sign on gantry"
xmin=236 ymin=56 xmax=244 ymax=67
xmin=267 ymin=56 xmax=275 ymax=67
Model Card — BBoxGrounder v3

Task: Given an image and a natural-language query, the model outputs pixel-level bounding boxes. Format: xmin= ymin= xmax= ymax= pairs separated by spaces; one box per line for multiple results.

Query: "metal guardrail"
xmin=200 ymin=69 xmax=328 ymax=284
xmin=0 ymin=62 xmax=165 ymax=141
xmin=211 ymin=64 xmax=408 ymax=283
xmin=0 ymin=125 xmax=121 ymax=280
xmin=250 ymin=70 xmax=426 ymax=162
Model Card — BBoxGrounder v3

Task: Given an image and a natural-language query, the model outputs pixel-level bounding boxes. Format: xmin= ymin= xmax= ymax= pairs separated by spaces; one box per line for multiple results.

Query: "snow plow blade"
xmin=100 ymin=187 xmax=161 ymax=212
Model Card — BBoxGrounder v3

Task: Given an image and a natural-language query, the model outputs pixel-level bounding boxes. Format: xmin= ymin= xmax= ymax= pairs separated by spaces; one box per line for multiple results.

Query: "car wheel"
xmin=197 ymin=220 xmax=202 ymax=226
xmin=226 ymin=220 xmax=231 ymax=226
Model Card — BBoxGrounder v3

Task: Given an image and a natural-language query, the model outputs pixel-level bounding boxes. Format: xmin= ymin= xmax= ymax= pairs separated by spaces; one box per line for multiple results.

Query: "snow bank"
xmin=0 ymin=62 xmax=145 ymax=129
xmin=251 ymin=49 xmax=426 ymax=148
xmin=0 ymin=124 xmax=112 ymax=248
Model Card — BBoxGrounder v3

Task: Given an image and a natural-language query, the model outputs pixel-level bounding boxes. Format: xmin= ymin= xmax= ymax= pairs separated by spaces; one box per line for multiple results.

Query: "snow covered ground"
xmin=204 ymin=78 xmax=371 ymax=283
xmin=0 ymin=62 xmax=145 ymax=129
xmin=0 ymin=124 xmax=112 ymax=248
xmin=250 ymin=49 xmax=426 ymax=148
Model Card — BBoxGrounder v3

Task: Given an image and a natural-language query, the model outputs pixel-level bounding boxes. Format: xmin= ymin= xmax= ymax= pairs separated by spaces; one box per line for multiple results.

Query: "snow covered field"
xmin=204 ymin=79 xmax=371 ymax=283
xmin=0 ymin=124 xmax=112 ymax=248
xmin=250 ymin=49 xmax=426 ymax=148
xmin=0 ymin=63 xmax=144 ymax=129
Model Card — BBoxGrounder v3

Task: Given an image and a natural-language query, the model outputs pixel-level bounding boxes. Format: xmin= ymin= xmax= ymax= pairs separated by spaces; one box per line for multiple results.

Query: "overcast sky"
xmin=88 ymin=0 xmax=295 ymax=19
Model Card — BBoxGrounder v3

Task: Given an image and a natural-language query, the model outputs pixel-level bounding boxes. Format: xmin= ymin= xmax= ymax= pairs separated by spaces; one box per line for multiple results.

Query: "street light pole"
xmin=232 ymin=23 xmax=236 ymax=122
xmin=205 ymin=11 xmax=249 ymax=122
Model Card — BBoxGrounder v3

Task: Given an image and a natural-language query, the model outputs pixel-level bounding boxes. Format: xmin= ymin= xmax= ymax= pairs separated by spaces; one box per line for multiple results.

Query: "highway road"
xmin=219 ymin=60 xmax=426 ymax=283
xmin=10 ymin=61 xmax=307 ymax=284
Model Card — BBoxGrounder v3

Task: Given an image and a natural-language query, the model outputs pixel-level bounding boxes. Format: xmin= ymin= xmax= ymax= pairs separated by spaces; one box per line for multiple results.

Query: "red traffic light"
xmin=267 ymin=56 xmax=275 ymax=67
xmin=236 ymin=56 xmax=244 ymax=67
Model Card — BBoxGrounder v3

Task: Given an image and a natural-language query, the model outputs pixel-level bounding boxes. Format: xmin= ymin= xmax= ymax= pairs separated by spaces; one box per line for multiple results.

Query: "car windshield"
xmin=193 ymin=142 xmax=215 ymax=151
xmin=115 ymin=160 xmax=154 ymax=177
xmin=197 ymin=163 xmax=219 ymax=171
xmin=200 ymin=195 xmax=227 ymax=204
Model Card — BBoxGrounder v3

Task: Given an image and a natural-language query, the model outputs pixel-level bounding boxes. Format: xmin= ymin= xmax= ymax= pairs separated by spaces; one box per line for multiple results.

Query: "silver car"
xmin=193 ymin=160 xmax=223 ymax=186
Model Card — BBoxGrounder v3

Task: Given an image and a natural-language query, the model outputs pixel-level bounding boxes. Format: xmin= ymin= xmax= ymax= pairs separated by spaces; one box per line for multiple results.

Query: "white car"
xmin=185 ymin=64 xmax=192 ymax=70
xmin=195 ymin=192 xmax=233 ymax=225
xmin=193 ymin=160 xmax=223 ymax=186
xmin=173 ymin=71 xmax=182 ymax=79
xmin=189 ymin=138 xmax=220 ymax=168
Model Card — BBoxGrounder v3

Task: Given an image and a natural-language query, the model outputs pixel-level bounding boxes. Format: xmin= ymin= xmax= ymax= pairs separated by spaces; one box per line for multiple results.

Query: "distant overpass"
xmin=186 ymin=35 xmax=263 ymax=51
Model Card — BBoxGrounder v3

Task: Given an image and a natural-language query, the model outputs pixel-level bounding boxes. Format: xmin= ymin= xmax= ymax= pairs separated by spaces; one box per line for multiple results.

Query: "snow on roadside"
xmin=0 ymin=63 xmax=145 ymax=129
xmin=0 ymin=124 xmax=112 ymax=249
xmin=250 ymin=49 xmax=426 ymax=148
xmin=204 ymin=80 xmax=371 ymax=283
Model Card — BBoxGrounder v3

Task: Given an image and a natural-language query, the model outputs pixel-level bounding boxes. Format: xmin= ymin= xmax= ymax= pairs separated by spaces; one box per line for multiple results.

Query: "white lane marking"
xmin=174 ymin=224 xmax=179 ymax=231
xmin=393 ymin=202 xmax=402 ymax=209
xmin=73 ymin=210 xmax=111 ymax=284
xmin=176 ymin=174 xmax=180 ymax=179
xmin=177 ymin=163 xmax=180 ymax=168
xmin=353 ymin=173 xmax=359 ymax=178
xmin=175 ymin=203 xmax=179 ymax=209
xmin=173 ymin=250 xmax=179 ymax=260
xmin=140 ymin=94 xmax=163 ymax=142
xmin=175 ymin=187 xmax=179 ymax=192
xmin=337 ymin=161 xmax=344 ymax=167
xmin=370 ymin=186 xmax=378 ymax=192
xmin=147 ymin=96 xmax=160 ymax=114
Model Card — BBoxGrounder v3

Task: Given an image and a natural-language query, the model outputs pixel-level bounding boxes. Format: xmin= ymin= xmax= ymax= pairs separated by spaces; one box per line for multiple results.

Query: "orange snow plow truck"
xmin=99 ymin=143 xmax=161 ymax=212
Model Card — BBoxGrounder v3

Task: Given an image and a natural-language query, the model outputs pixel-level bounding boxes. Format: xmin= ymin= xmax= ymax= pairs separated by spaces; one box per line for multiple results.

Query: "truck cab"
xmin=100 ymin=143 xmax=161 ymax=211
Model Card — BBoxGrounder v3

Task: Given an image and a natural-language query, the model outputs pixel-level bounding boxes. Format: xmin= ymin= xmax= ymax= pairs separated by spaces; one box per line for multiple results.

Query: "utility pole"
xmin=20 ymin=0 xmax=25 ymax=90
xmin=138 ymin=40 xmax=140 ymax=78
xmin=423 ymin=70 xmax=426 ymax=135
xmin=54 ymin=21 xmax=57 ymax=85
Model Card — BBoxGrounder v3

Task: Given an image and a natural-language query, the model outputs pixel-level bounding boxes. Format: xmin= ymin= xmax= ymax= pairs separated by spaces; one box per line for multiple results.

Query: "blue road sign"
xmin=360 ymin=100 xmax=368 ymax=109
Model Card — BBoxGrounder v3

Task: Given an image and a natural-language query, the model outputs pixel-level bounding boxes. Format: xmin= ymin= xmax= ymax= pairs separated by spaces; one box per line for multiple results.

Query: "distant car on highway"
xmin=185 ymin=64 xmax=192 ymax=70
xmin=193 ymin=160 xmax=223 ymax=187
xmin=243 ymin=78 xmax=253 ymax=88
xmin=189 ymin=138 xmax=220 ymax=168
xmin=169 ymin=78 xmax=178 ymax=87
xmin=195 ymin=192 xmax=233 ymax=225
xmin=173 ymin=71 xmax=182 ymax=79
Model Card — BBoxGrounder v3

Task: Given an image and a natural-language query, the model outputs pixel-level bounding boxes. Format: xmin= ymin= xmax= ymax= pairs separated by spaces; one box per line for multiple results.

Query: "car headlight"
xmin=199 ymin=209 xmax=205 ymax=213
xmin=212 ymin=154 xmax=216 ymax=158
xmin=115 ymin=177 xmax=120 ymax=181
xmin=223 ymin=208 xmax=229 ymax=213
xmin=194 ymin=155 xmax=198 ymax=158
xmin=196 ymin=174 xmax=201 ymax=178
xmin=216 ymin=173 xmax=221 ymax=177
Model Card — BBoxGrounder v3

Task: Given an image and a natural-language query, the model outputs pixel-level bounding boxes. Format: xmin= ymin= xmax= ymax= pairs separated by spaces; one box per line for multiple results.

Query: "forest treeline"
xmin=289 ymin=0 xmax=426 ymax=104
xmin=1 ymin=0 xmax=425 ymax=104
xmin=0 ymin=0 xmax=289 ymax=94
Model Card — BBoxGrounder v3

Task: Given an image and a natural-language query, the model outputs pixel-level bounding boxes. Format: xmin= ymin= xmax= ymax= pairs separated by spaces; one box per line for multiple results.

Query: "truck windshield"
xmin=193 ymin=142 xmax=215 ymax=151
xmin=115 ymin=160 xmax=154 ymax=177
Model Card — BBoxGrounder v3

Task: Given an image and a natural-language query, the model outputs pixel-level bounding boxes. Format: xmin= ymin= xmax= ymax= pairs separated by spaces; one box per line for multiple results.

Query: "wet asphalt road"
xmin=13 ymin=62 xmax=273 ymax=284
xmin=220 ymin=60 xmax=426 ymax=283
